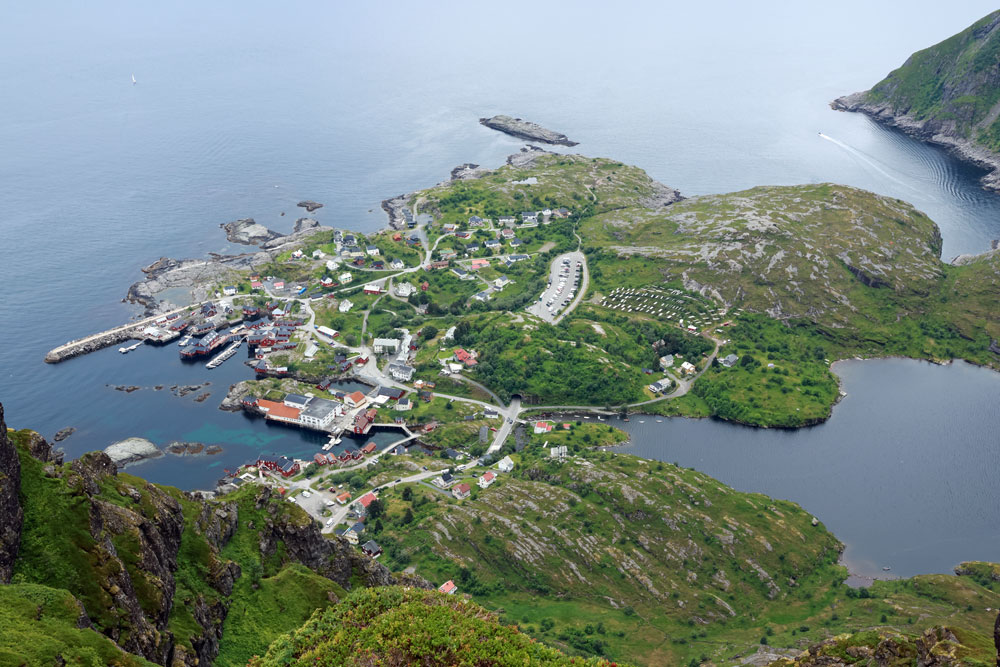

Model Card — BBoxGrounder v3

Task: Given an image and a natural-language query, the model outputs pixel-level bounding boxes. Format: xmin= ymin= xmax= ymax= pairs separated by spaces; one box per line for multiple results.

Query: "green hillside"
xmin=249 ymin=586 xmax=621 ymax=666
xmin=850 ymin=10 xmax=1000 ymax=152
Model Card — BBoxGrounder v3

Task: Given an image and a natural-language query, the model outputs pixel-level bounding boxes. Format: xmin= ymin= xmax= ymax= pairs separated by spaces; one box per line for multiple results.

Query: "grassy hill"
xmin=838 ymin=10 xmax=1000 ymax=153
xmin=364 ymin=446 xmax=1000 ymax=665
xmin=249 ymin=586 xmax=622 ymax=666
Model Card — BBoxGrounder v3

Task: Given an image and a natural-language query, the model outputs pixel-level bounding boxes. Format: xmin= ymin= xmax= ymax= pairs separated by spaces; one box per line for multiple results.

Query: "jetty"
xmin=44 ymin=304 xmax=199 ymax=364
xmin=206 ymin=338 xmax=244 ymax=369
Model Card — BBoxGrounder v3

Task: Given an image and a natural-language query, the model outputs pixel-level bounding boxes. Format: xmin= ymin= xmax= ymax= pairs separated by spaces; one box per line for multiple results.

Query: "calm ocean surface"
xmin=0 ymin=2 xmax=998 ymax=578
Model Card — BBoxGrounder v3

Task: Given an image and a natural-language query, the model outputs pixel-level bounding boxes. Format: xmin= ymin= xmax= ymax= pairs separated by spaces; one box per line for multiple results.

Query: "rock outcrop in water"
xmin=832 ymin=10 xmax=1000 ymax=194
xmin=104 ymin=437 xmax=163 ymax=467
xmin=221 ymin=218 xmax=284 ymax=245
xmin=296 ymin=200 xmax=323 ymax=212
xmin=480 ymin=114 xmax=578 ymax=146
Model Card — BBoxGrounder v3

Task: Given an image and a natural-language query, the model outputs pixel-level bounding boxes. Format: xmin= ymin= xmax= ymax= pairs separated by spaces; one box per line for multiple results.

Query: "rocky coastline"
xmin=104 ymin=437 xmax=164 ymax=467
xmin=479 ymin=114 xmax=578 ymax=146
xmin=832 ymin=92 xmax=1000 ymax=195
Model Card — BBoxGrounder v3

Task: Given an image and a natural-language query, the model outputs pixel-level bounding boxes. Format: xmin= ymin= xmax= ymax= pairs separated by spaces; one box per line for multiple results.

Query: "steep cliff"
xmin=0 ymin=404 xmax=22 ymax=583
xmin=833 ymin=10 xmax=1000 ymax=191
xmin=0 ymin=402 xmax=423 ymax=666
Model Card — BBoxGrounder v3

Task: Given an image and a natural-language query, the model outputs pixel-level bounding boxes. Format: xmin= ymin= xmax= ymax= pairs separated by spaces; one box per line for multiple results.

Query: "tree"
xmin=367 ymin=498 xmax=385 ymax=521
xmin=401 ymin=486 xmax=413 ymax=501
xmin=421 ymin=325 xmax=439 ymax=340
xmin=349 ymin=474 xmax=365 ymax=490
xmin=401 ymin=508 xmax=414 ymax=525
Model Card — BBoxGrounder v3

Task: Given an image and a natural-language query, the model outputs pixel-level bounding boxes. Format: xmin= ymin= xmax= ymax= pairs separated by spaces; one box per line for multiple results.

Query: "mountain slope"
xmin=833 ymin=10 xmax=1000 ymax=191
xmin=0 ymin=402 xmax=423 ymax=666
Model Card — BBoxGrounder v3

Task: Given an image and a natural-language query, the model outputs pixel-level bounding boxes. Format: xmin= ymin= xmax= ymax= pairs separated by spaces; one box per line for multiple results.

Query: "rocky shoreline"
xmin=480 ymin=114 xmax=578 ymax=146
xmin=832 ymin=92 xmax=1000 ymax=195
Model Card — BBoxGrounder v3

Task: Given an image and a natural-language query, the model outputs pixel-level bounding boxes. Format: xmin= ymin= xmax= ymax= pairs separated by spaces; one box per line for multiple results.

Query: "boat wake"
xmin=818 ymin=132 xmax=919 ymax=192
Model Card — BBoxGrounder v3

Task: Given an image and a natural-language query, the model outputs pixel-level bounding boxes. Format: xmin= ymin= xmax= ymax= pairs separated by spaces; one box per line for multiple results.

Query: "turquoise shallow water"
xmin=1 ymin=1 xmax=999 ymax=577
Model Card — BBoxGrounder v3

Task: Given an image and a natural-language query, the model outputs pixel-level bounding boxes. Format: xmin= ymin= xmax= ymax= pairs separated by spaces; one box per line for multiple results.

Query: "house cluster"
xmin=252 ymin=455 xmax=301 ymax=478
xmin=312 ymin=439 xmax=379 ymax=467
xmin=431 ymin=455 xmax=513 ymax=499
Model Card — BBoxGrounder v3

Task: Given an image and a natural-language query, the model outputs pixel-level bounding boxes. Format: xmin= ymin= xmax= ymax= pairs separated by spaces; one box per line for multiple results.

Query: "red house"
xmin=361 ymin=441 xmax=377 ymax=455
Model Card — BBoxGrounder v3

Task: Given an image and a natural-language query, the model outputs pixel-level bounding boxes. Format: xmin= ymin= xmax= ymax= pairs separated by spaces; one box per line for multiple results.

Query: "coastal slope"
xmin=832 ymin=10 xmax=1000 ymax=192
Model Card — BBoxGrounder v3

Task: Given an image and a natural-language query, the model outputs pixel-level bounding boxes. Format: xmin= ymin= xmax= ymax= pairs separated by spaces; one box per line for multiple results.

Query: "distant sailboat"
xmin=131 ymin=73 xmax=137 ymax=85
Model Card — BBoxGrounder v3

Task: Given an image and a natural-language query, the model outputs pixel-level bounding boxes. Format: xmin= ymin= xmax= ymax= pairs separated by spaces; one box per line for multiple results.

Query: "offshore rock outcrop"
xmin=222 ymin=218 xmax=284 ymax=246
xmin=480 ymin=114 xmax=578 ymax=146
xmin=296 ymin=200 xmax=323 ymax=212
xmin=104 ymin=437 xmax=163 ymax=467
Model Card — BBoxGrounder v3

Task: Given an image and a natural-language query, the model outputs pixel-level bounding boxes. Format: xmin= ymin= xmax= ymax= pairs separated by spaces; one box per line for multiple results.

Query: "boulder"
xmin=104 ymin=437 xmax=163 ymax=467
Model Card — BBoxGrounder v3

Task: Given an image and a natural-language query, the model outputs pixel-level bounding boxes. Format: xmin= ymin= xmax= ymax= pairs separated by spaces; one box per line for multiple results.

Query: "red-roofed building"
xmin=336 ymin=491 xmax=352 ymax=505
xmin=478 ymin=471 xmax=496 ymax=489
xmin=256 ymin=399 xmax=302 ymax=424
xmin=313 ymin=453 xmax=329 ymax=465
xmin=439 ymin=580 xmax=457 ymax=595
xmin=355 ymin=492 xmax=378 ymax=516
xmin=361 ymin=441 xmax=376 ymax=455
xmin=533 ymin=421 xmax=553 ymax=434
xmin=452 ymin=483 xmax=472 ymax=500
xmin=345 ymin=391 xmax=367 ymax=408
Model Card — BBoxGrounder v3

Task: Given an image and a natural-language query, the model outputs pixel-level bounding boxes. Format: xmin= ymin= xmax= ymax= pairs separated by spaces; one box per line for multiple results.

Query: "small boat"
xmin=882 ymin=566 xmax=891 ymax=571
xmin=131 ymin=73 xmax=137 ymax=85
xmin=206 ymin=339 xmax=243 ymax=369
xmin=118 ymin=342 xmax=142 ymax=354
xmin=178 ymin=335 xmax=193 ymax=347
xmin=639 ymin=420 xmax=645 ymax=424
xmin=656 ymin=419 xmax=663 ymax=423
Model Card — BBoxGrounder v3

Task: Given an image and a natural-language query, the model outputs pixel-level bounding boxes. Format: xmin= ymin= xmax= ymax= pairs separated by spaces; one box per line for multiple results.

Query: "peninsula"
xmin=479 ymin=114 xmax=579 ymax=146
xmin=43 ymin=148 xmax=1000 ymax=431
xmin=833 ymin=10 xmax=1000 ymax=193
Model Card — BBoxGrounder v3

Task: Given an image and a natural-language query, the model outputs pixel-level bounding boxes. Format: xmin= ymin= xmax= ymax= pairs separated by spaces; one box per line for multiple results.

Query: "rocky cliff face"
xmin=833 ymin=10 xmax=1000 ymax=193
xmin=0 ymin=404 xmax=22 ymax=583
xmin=1 ymin=408 xmax=418 ymax=666
xmin=769 ymin=626 xmax=987 ymax=667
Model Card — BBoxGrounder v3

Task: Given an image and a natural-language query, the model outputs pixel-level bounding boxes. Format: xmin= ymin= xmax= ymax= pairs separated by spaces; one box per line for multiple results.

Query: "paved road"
xmin=486 ymin=396 xmax=520 ymax=455
xmin=526 ymin=251 xmax=585 ymax=323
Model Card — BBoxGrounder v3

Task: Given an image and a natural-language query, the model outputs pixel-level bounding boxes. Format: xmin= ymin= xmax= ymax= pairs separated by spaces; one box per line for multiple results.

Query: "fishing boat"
xmin=655 ymin=419 xmax=663 ymax=423
xmin=178 ymin=335 xmax=193 ymax=347
xmin=131 ymin=73 xmax=136 ymax=85
xmin=639 ymin=420 xmax=645 ymax=424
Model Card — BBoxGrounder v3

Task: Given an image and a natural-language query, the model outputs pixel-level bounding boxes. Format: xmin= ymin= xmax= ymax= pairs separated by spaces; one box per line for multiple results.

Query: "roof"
xmin=347 ymin=391 xmax=366 ymax=404
xmin=439 ymin=580 xmax=457 ymax=594
xmin=301 ymin=398 xmax=339 ymax=420
xmin=284 ymin=393 xmax=310 ymax=406
xmin=362 ymin=540 xmax=381 ymax=552
xmin=481 ymin=471 xmax=495 ymax=481
xmin=256 ymin=399 xmax=302 ymax=421
xmin=455 ymin=483 xmax=471 ymax=494
xmin=358 ymin=492 xmax=377 ymax=507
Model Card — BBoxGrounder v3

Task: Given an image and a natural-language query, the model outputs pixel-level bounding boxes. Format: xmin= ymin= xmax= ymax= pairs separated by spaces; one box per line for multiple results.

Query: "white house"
xmin=493 ymin=275 xmax=511 ymax=289
xmin=390 ymin=258 xmax=405 ymax=270
xmin=659 ymin=354 xmax=674 ymax=369
xmin=312 ymin=249 xmax=326 ymax=259
xmin=478 ymin=471 xmax=496 ymax=489
xmin=366 ymin=245 xmax=380 ymax=256
xmin=680 ymin=361 xmax=696 ymax=375
xmin=388 ymin=363 xmax=415 ymax=382
xmin=497 ymin=456 xmax=514 ymax=473
xmin=339 ymin=272 xmax=353 ymax=284
xmin=326 ymin=259 xmax=340 ymax=271
xmin=223 ymin=286 xmax=237 ymax=296
xmin=291 ymin=249 xmax=304 ymax=259
xmin=339 ymin=299 xmax=354 ymax=313
xmin=395 ymin=282 xmax=416 ymax=298
xmin=721 ymin=353 xmax=739 ymax=368
xmin=299 ymin=398 xmax=342 ymax=428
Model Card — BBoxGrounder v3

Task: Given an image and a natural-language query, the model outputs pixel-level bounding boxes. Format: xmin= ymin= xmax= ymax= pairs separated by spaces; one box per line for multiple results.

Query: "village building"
xmin=659 ymin=354 xmax=675 ymax=369
xmin=533 ymin=421 xmax=553 ymax=434
xmin=493 ymin=275 xmax=511 ymax=289
xmin=363 ymin=284 xmax=382 ymax=295
xmin=478 ymin=471 xmax=496 ymax=489
xmin=472 ymin=290 xmax=491 ymax=302
xmin=390 ymin=257 xmax=405 ymax=269
xmin=498 ymin=215 xmax=516 ymax=226
xmin=339 ymin=299 xmax=354 ymax=313
xmin=373 ymin=338 xmax=400 ymax=355
xmin=339 ymin=272 xmax=353 ymax=284
xmin=439 ymin=580 xmax=457 ymax=595
xmin=355 ymin=492 xmax=378 ymax=517
xmin=299 ymin=398 xmax=342 ymax=429
xmin=497 ymin=456 xmax=514 ymax=473
xmin=395 ymin=397 xmax=412 ymax=411
xmin=680 ymin=361 xmax=697 ymax=375
xmin=721 ymin=353 xmax=739 ymax=368
xmin=520 ymin=211 xmax=538 ymax=224
xmin=345 ymin=391 xmax=367 ymax=408
xmin=388 ymin=363 xmax=415 ymax=382
xmin=366 ymin=245 xmax=379 ymax=256
xmin=361 ymin=540 xmax=382 ymax=557
xmin=395 ymin=282 xmax=416 ymax=298
xmin=550 ymin=445 xmax=569 ymax=459
xmin=335 ymin=491 xmax=352 ymax=505
xmin=452 ymin=483 xmax=472 ymax=500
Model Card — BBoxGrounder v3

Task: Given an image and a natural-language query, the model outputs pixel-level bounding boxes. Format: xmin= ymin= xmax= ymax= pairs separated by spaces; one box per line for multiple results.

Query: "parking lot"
xmin=526 ymin=251 xmax=585 ymax=323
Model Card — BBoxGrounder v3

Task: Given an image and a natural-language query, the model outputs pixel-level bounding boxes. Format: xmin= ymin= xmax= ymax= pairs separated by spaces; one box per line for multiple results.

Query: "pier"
xmin=44 ymin=304 xmax=199 ymax=364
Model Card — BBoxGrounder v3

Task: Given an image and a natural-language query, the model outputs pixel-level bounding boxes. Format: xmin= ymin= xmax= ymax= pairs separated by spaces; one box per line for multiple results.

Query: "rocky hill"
xmin=0 ymin=402 xmax=424 ymax=666
xmin=832 ymin=10 xmax=1000 ymax=192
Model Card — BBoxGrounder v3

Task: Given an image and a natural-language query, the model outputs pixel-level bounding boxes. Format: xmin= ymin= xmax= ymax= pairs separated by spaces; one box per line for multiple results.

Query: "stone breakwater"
xmin=43 ymin=304 xmax=194 ymax=363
